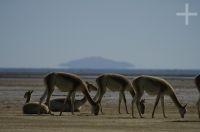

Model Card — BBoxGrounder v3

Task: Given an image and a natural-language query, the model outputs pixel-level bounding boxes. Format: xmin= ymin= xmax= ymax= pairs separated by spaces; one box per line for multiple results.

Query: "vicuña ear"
xmin=30 ymin=90 xmax=34 ymax=93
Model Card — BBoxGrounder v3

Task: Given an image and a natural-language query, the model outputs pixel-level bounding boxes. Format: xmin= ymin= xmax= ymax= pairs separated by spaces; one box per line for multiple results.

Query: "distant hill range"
xmin=59 ymin=56 xmax=135 ymax=69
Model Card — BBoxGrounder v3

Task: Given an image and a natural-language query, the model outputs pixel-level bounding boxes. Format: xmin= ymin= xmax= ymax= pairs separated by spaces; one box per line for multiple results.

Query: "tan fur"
xmin=49 ymin=97 xmax=86 ymax=112
xmin=39 ymin=72 xmax=100 ymax=116
xmin=23 ymin=90 xmax=49 ymax=114
xmin=49 ymin=85 xmax=97 ymax=112
xmin=132 ymin=75 xmax=187 ymax=118
xmin=86 ymin=73 xmax=145 ymax=116
xmin=194 ymin=74 xmax=200 ymax=118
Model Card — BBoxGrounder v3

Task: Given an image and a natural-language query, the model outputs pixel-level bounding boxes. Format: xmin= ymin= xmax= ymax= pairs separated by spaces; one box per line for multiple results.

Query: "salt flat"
xmin=0 ymin=76 xmax=199 ymax=132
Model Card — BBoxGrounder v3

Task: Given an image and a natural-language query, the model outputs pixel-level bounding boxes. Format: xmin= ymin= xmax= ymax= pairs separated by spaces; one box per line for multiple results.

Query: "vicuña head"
xmin=179 ymin=104 xmax=187 ymax=118
xmin=24 ymin=90 xmax=33 ymax=103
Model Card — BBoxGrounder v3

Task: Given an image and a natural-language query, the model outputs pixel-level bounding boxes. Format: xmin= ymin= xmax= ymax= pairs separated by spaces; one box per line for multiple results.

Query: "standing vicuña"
xmin=132 ymin=75 xmax=187 ymax=118
xmin=23 ymin=90 xmax=49 ymax=114
xmin=39 ymin=72 xmax=100 ymax=115
xmin=86 ymin=73 xmax=145 ymax=116
xmin=195 ymin=74 xmax=200 ymax=118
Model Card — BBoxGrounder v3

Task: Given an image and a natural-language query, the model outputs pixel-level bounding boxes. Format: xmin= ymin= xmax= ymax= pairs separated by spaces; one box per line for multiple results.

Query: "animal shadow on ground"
xmin=77 ymin=113 xmax=133 ymax=119
xmin=168 ymin=120 xmax=200 ymax=122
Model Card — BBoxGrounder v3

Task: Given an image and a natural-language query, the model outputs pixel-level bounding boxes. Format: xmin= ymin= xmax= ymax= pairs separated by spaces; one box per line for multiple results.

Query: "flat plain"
xmin=0 ymin=75 xmax=200 ymax=132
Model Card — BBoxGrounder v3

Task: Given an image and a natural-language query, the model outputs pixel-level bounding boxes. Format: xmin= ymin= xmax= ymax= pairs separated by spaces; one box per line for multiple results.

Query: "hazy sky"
xmin=0 ymin=0 xmax=200 ymax=69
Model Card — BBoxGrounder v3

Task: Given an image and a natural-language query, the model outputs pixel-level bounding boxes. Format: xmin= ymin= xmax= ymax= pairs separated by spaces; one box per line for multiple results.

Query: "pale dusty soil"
xmin=0 ymin=76 xmax=200 ymax=132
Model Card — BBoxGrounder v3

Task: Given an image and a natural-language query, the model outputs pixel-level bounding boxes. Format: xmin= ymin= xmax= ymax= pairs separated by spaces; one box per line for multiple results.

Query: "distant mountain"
xmin=59 ymin=56 xmax=134 ymax=69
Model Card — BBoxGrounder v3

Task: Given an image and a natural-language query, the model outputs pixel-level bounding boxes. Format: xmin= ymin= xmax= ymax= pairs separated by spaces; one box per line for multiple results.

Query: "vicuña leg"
xmin=197 ymin=96 xmax=200 ymax=118
xmin=59 ymin=90 xmax=75 ymax=116
xmin=161 ymin=96 xmax=167 ymax=118
xmin=122 ymin=92 xmax=129 ymax=114
xmin=132 ymin=94 xmax=143 ymax=118
xmin=118 ymin=92 xmax=122 ymax=114
xmin=152 ymin=92 xmax=161 ymax=118
xmin=118 ymin=91 xmax=129 ymax=114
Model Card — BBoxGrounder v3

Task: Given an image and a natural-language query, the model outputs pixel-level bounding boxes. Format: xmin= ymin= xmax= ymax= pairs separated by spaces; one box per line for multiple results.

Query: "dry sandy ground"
xmin=0 ymin=76 xmax=200 ymax=132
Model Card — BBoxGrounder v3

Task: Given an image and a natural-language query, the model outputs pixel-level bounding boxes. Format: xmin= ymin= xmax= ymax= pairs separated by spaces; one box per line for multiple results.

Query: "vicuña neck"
xmin=92 ymin=86 xmax=100 ymax=102
xmin=170 ymin=92 xmax=183 ymax=109
xmin=25 ymin=95 xmax=31 ymax=103
xmin=81 ymin=84 xmax=96 ymax=106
